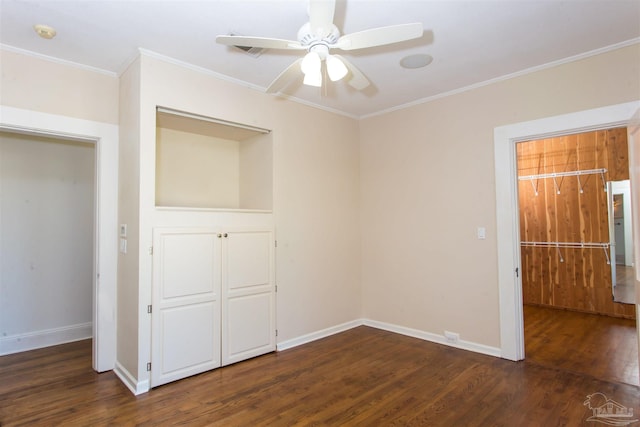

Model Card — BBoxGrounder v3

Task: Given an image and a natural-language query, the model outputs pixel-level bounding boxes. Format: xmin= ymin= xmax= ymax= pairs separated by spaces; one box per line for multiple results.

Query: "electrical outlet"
xmin=444 ymin=331 xmax=459 ymax=343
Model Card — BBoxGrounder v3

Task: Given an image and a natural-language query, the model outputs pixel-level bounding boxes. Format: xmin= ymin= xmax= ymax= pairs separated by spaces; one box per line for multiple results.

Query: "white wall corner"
xmin=114 ymin=361 xmax=150 ymax=396
xmin=276 ymin=318 xmax=501 ymax=359
xmin=363 ymin=319 xmax=502 ymax=358
xmin=276 ymin=319 xmax=365 ymax=351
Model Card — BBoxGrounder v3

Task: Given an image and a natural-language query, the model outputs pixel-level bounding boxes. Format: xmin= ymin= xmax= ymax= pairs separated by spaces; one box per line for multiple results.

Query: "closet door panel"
xmin=159 ymin=302 xmax=217 ymax=374
xmin=222 ymin=229 xmax=275 ymax=366
xmin=151 ymin=228 xmax=221 ymax=387
xmin=226 ymin=293 xmax=273 ymax=357
xmin=226 ymin=231 xmax=271 ymax=288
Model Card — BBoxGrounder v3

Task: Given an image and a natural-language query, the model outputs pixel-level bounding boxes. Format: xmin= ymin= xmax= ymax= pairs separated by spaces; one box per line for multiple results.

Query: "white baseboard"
xmin=277 ymin=319 xmax=364 ymax=351
xmin=276 ymin=318 xmax=501 ymax=358
xmin=363 ymin=319 xmax=502 ymax=358
xmin=114 ymin=361 xmax=149 ymax=396
xmin=119 ymin=318 xmax=499 ymax=395
xmin=0 ymin=322 xmax=92 ymax=356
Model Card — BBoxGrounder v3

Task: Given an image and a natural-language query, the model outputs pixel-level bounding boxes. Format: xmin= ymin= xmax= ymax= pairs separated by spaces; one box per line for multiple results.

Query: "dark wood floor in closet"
xmin=524 ymin=304 xmax=638 ymax=386
xmin=1 ymin=305 xmax=638 ymax=426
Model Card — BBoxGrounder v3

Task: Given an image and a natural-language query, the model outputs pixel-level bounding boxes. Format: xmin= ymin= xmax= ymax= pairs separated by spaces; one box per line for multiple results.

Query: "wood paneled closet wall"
xmin=517 ymin=127 xmax=635 ymax=319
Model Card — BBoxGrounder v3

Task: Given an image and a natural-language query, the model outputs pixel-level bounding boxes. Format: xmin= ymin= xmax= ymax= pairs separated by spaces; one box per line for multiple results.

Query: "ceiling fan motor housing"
xmin=297 ymin=22 xmax=340 ymax=54
xmin=215 ymin=0 xmax=423 ymax=93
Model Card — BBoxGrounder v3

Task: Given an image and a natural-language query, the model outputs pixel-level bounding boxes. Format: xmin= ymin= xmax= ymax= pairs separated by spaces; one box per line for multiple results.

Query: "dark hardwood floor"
xmin=614 ymin=265 xmax=636 ymax=305
xmin=524 ymin=304 xmax=639 ymax=386
xmin=1 ymin=313 xmax=639 ymax=426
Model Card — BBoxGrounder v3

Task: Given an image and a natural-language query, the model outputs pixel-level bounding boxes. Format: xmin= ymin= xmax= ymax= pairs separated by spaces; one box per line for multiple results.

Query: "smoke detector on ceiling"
xmin=34 ymin=24 xmax=57 ymax=39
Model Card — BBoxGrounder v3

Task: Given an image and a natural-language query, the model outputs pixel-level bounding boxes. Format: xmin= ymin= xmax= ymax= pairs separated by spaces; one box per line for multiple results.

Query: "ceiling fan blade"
xmin=266 ymin=58 xmax=304 ymax=94
xmin=336 ymin=23 xmax=423 ymax=51
xmin=216 ymin=35 xmax=303 ymax=50
xmin=333 ymin=55 xmax=370 ymax=90
xmin=309 ymin=0 xmax=336 ymax=35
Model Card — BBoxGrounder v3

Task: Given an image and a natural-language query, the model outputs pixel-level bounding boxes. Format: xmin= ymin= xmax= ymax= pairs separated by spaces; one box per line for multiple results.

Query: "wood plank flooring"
xmin=614 ymin=265 xmax=636 ymax=304
xmin=1 ymin=312 xmax=639 ymax=426
xmin=524 ymin=304 xmax=639 ymax=386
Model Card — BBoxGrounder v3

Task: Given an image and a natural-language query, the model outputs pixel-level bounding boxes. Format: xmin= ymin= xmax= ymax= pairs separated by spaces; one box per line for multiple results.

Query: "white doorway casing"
xmin=494 ymin=101 xmax=640 ymax=362
xmin=0 ymin=105 xmax=118 ymax=372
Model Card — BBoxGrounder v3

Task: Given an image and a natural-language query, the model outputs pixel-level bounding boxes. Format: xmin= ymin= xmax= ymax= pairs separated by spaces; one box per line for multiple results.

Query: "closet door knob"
xmin=217 ymin=234 xmax=222 ymax=238
xmin=223 ymin=233 xmax=228 ymax=238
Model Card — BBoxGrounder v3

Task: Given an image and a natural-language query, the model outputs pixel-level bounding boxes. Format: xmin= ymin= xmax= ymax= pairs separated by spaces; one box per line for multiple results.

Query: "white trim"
xmin=276 ymin=318 xmax=501 ymax=358
xmin=137 ymin=49 xmax=359 ymax=120
xmin=0 ymin=106 xmax=118 ymax=373
xmin=260 ymin=92 xmax=360 ymax=120
xmin=363 ymin=38 xmax=640 ymax=120
xmin=276 ymin=319 xmax=363 ymax=351
xmin=0 ymin=44 xmax=117 ymax=77
xmin=156 ymin=106 xmax=271 ymax=134
xmin=6 ymin=39 xmax=636 ymax=121
xmin=494 ymin=101 xmax=640 ymax=361
xmin=363 ymin=319 xmax=502 ymax=358
xmin=138 ymin=48 xmax=264 ymax=92
xmin=0 ymin=323 xmax=92 ymax=356
xmin=114 ymin=362 xmax=150 ymax=396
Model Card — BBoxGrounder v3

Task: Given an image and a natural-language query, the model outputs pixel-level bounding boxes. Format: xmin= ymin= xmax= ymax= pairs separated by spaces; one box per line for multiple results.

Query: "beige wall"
xmin=156 ymin=128 xmax=241 ymax=208
xmin=0 ymin=49 xmax=119 ymax=124
xmin=128 ymin=54 xmax=361 ymax=387
xmin=360 ymin=43 xmax=640 ymax=348
xmin=117 ymin=57 xmax=142 ymax=380
xmin=2 ymin=41 xmax=638 ymax=384
xmin=271 ymin=100 xmax=361 ymax=340
xmin=239 ymin=133 xmax=273 ymax=211
xmin=136 ymin=54 xmax=362 ymax=340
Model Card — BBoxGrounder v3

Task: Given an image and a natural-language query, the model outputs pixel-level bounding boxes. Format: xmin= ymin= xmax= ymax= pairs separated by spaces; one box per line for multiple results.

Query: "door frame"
xmin=0 ymin=106 xmax=118 ymax=372
xmin=494 ymin=101 xmax=640 ymax=361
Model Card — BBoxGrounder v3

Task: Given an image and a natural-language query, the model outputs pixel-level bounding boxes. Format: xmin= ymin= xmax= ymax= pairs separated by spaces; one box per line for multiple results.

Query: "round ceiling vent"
xmin=400 ymin=54 xmax=433 ymax=69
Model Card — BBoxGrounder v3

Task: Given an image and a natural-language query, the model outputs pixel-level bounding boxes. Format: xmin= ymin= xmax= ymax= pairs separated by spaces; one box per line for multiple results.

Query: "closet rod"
xmin=520 ymin=241 xmax=609 ymax=248
xmin=156 ymin=106 xmax=271 ymax=134
xmin=521 ymin=241 xmax=611 ymax=263
xmin=518 ymin=168 xmax=606 ymax=181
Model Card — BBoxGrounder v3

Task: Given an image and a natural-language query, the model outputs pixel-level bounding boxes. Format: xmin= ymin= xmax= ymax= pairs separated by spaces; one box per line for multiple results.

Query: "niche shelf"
xmin=155 ymin=107 xmax=273 ymax=211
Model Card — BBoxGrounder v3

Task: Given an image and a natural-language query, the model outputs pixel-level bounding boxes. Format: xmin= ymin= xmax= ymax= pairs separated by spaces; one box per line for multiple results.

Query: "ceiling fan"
xmin=216 ymin=0 xmax=423 ymax=93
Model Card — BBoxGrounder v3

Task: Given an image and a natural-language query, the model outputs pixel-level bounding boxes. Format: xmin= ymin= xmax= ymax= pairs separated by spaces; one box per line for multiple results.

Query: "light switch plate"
xmin=477 ymin=227 xmax=486 ymax=240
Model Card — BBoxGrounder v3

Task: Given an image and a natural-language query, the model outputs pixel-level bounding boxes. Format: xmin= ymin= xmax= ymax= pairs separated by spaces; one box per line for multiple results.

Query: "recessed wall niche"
xmin=155 ymin=108 xmax=273 ymax=211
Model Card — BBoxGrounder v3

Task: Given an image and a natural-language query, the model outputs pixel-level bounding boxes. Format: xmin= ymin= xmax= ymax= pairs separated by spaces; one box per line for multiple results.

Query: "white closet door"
xmin=222 ymin=229 xmax=275 ymax=366
xmin=151 ymin=228 xmax=221 ymax=387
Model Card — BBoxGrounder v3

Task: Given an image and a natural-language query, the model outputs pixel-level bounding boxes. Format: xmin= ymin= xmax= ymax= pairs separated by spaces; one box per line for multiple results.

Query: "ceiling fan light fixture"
xmin=326 ymin=55 xmax=348 ymax=81
xmin=216 ymin=0 xmax=424 ymax=94
xmin=301 ymin=51 xmax=321 ymax=75
xmin=303 ymin=70 xmax=322 ymax=87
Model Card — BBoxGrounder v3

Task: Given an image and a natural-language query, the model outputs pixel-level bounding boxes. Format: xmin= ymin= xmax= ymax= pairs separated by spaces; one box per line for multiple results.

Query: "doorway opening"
xmin=514 ymin=127 xmax=637 ymax=385
xmin=0 ymin=105 xmax=118 ymax=372
xmin=610 ymin=180 xmax=635 ymax=304
xmin=516 ymin=128 xmax=634 ymax=317
xmin=0 ymin=131 xmax=95 ymax=358
xmin=494 ymin=101 xmax=640 ymax=372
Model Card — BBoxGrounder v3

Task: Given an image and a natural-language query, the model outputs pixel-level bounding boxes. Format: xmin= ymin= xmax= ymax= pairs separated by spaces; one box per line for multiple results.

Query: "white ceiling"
xmin=1 ymin=0 xmax=639 ymax=118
